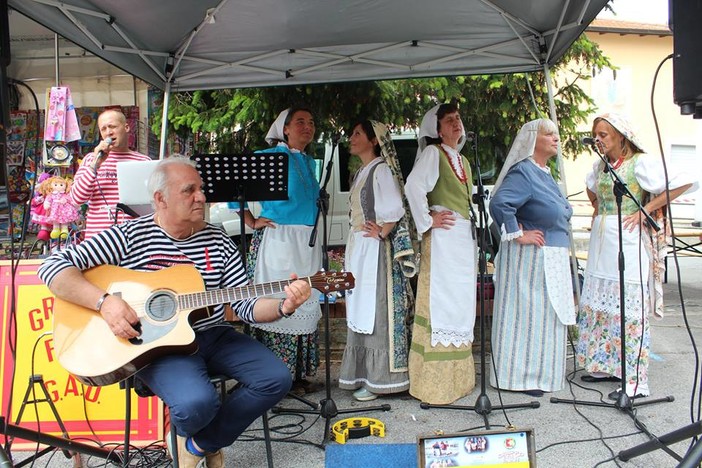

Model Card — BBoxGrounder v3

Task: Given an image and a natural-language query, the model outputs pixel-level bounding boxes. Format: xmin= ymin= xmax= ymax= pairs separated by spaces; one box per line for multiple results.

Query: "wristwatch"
xmin=277 ymin=299 xmax=294 ymax=318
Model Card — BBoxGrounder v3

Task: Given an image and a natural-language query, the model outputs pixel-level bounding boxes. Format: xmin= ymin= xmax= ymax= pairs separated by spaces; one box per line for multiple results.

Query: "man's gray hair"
xmin=147 ymin=155 xmax=197 ymax=202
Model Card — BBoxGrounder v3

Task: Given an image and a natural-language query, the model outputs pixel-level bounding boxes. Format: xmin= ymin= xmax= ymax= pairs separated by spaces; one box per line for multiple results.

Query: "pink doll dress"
xmin=45 ymin=193 xmax=80 ymax=224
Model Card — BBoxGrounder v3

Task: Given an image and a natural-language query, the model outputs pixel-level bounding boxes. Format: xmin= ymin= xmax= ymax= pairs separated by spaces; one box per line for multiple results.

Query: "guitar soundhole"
xmin=145 ymin=291 xmax=177 ymax=322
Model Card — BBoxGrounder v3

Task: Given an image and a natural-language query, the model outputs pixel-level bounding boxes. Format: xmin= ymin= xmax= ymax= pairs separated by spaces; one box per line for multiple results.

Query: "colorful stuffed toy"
xmin=30 ymin=173 xmax=52 ymax=241
xmin=41 ymin=176 xmax=81 ymax=239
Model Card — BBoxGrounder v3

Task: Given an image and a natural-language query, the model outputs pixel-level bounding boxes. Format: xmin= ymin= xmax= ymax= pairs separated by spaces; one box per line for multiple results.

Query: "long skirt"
xmin=490 ymin=242 xmax=567 ymax=392
xmin=248 ymin=227 xmax=321 ymax=379
xmin=339 ymin=241 xmax=410 ymax=394
xmin=576 ymin=215 xmax=651 ymax=396
xmin=408 ymin=235 xmax=475 ymax=404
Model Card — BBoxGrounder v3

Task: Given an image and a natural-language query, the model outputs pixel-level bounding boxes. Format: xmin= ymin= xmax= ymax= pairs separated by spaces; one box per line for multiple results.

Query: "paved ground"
xmin=11 ymin=256 xmax=702 ymax=467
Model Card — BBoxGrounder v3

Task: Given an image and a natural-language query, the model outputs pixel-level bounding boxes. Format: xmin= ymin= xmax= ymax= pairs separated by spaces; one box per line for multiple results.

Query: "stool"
xmin=126 ymin=374 xmax=274 ymax=468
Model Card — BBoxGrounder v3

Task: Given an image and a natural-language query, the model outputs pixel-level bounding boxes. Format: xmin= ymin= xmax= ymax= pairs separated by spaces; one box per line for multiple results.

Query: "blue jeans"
xmin=136 ymin=324 xmax=292 ymax=452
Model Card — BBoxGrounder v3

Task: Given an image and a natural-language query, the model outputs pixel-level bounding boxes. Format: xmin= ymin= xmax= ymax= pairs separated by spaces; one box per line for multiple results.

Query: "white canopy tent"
xmin=8 ymin=0 xmax=609 ymax=155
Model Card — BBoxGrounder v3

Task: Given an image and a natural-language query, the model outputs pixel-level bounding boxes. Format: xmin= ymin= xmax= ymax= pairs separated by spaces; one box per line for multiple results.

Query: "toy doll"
xmin=30 ymin=173 xmax=52 ymax=241
xmin=42 ymin=176 xmax=80 ymax=239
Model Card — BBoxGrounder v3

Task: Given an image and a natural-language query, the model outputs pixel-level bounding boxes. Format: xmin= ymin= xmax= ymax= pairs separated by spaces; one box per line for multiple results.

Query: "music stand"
xmin=192 ymin=152 xmax=288 ymax=258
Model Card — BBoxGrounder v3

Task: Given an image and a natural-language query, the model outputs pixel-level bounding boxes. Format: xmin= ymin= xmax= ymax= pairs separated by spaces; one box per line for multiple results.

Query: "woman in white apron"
xmin=243 ymin=107 xmax=323 ymax=395
xmin=338 ymin=120 xmax=417 ymax=401
xmin=577 ymin=113 xmax=694 ymax=399
xmin=405 ymin=103 xmax=477 ymax=405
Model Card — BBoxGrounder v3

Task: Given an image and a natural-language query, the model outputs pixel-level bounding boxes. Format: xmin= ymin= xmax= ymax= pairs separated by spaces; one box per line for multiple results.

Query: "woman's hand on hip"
xmin=623 ymin=211 xmax=644 ymax=232
xmin=252 ymin=216 xmax=275 ymax=229
xmin=430 ymin=210 xmax=456 ymax=230
xmin=363 ymin=221 xmax=383 ymax=240
xmin=515 ymin=227 xmax=545 ymax=247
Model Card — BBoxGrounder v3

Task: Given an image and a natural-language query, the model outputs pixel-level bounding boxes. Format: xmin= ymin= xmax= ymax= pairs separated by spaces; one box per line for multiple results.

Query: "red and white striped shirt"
xmin=71 ymin=150 xmax=152 ymax=239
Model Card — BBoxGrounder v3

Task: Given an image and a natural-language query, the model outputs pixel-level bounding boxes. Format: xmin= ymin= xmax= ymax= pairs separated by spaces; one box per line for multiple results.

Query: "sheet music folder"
xmin=192 ymin=152 xmax=289 ymax=202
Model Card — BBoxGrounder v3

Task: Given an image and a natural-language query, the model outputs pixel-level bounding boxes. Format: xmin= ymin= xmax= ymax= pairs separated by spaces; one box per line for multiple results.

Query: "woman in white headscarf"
xmin=489 ymin=118 xmax=575 ymax=397
xmin=242 ymin=106 xmax=323 ymax=395
xmin=404 ymin=102 xmax=477 ymax=404
xmin=338 ymin=119 xmax=417 ymax=401
xmin=576 ymin=113 xmax=694 ymax=400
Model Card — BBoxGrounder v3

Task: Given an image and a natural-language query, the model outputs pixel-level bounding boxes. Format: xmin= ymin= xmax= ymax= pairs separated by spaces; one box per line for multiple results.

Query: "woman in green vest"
xmin=405 ymin=103 xmax=477 ymax=404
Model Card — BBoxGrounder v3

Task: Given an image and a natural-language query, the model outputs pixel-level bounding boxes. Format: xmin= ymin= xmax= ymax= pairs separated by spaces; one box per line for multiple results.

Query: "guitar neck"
xmin=177 ymin=277 xmax=306 ymax=309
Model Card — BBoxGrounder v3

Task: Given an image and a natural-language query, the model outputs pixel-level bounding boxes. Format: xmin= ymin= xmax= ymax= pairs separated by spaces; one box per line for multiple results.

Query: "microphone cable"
xmin=650 ymin=53 xmax=701 ymax=428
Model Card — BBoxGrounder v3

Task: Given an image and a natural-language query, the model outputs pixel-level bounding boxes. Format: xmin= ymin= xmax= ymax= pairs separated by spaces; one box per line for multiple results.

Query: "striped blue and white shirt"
xmin=38 ymin=216 xmax=258 ymax=329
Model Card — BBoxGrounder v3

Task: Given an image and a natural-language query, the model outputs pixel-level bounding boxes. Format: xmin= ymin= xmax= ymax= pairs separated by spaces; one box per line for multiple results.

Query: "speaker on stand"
xmin=670 ymin=0 xmax=702 ymax=118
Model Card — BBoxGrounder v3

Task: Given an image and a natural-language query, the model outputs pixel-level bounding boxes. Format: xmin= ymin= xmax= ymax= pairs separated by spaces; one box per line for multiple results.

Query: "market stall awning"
xmin=8 ymin=0 xmax=609 ymax=91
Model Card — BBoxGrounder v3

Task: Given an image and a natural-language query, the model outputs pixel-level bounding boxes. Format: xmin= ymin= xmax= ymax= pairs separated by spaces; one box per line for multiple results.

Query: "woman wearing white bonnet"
xmin=404 ymin=102 xmax=477 ymax=404
xmin=489 ymin=118 xmax=574 ymax=398
xmin=242 ymin=106 xmax=324 ymax=396
xmin=576 ymin=112 xmax=695 ymax=400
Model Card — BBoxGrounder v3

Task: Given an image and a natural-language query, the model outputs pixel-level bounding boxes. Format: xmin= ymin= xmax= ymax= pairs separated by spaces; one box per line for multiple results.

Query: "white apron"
xmin=250 ymin=224 xmax=322 ymax=334
xmin=429 ymin=216 xmax=476 ymax=347
xmin=345 ymin=230 xmax=381 ymax=334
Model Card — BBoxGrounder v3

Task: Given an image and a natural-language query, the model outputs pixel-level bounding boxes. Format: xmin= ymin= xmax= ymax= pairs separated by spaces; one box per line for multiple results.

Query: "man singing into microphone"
xmin=71 ymin=109 xmax=151 ymax=239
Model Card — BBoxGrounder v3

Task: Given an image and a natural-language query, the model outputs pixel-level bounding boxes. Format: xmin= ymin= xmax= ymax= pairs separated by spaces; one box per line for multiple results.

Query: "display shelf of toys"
xmin=1 ymin=88 xmax=141 ymax=260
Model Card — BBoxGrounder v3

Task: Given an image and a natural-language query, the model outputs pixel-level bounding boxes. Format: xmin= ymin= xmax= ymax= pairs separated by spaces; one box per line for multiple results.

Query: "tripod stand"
xmin=1 ymin=416 xmax=123 ymax=466
xmin=272 ymin=137 xmax=390 ymax=443
xmin=550 ymin=142 xmax=673 ymax=418
xmin=419 ymin=133 xmax=539 ymax=428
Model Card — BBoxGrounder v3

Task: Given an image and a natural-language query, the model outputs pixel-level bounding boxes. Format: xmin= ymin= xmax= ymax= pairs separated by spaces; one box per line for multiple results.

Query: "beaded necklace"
xmin=610 ymin=157 xmax=626 ymax=170
xmin=440 ymin=144 xmax=467 ymax=183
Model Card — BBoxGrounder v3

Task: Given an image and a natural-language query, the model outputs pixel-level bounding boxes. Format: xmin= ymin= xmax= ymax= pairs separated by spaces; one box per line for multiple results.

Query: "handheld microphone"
xmin=465 ymin=131 xmax=476 ymax=142
xmin=94 ymin=137 xmax=113 ymax=167
xmin=581 ymin=136 xmax=597 ymax=146
xmin=97 ymin=137 xmax=113 ymax=158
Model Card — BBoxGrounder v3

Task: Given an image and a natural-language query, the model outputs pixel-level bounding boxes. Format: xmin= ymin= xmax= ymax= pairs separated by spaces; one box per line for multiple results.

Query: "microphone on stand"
xmin=582 ymin=137 xmax=610 ymax=173
xmin=581 ymin=136 xmax=597 ymax=146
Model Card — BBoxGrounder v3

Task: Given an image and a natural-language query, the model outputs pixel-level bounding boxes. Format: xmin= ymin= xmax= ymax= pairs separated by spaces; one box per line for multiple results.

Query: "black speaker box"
xmin=671 ymin=0 xmax=702 ymax=116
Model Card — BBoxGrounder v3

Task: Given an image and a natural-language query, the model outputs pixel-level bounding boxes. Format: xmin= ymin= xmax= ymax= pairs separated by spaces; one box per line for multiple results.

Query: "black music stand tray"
xmin=192 ymin=152 xmax=289 ymax=258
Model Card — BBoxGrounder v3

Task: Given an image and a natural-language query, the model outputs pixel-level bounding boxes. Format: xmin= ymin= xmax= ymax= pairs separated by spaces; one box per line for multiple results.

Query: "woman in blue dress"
xmin=489 ymin=118 xmax=575 ymax=397
xmin=243 ymin=107 xmax=323 ymax=395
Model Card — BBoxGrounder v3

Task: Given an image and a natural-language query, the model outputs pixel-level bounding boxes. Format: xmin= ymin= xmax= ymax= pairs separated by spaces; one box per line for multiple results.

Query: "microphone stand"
xmin=550 ymin=142 xmax=674 ymax=435
xmin=420 ymin=133 xmax=539 ymax=429
xmin=272 ymin=134 xmax=390 ymax=444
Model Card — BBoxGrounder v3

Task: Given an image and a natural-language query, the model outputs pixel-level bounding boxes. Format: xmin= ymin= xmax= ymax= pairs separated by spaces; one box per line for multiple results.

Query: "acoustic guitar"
xmin=52 ymin=264 xmax=355 ymax=387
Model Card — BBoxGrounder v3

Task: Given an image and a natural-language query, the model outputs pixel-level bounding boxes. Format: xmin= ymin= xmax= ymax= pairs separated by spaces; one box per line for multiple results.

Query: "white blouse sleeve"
xmin=635 ymin=153 xmax=699 ymax=195
xmin=405 ymin=146 xmax=440 ymax=235
xmin=373 ymin=164 xmax=404 ymax=223
xmin=585 ymin=159 xmax=601 ymax=193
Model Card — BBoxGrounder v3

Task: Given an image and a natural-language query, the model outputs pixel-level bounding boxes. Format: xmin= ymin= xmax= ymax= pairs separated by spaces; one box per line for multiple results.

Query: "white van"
xmin=208 ymin=133 xmax=495 ymax=248
xmin=208 ymin=131 xmax=421 ymax=246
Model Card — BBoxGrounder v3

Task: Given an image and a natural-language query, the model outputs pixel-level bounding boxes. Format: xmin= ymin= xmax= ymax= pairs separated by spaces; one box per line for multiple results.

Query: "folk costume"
xmin=489 ymin=119 xmax=575 ymax=394
xmin=339 ymin=121 xmax=417 ymax=395
xmin=246 ymin=109 xmax=323 ymax=383
xmin=576 ymin=113 xmax=695 ymax=398
xmin=405 ymin=104 xmax=477 ymax=404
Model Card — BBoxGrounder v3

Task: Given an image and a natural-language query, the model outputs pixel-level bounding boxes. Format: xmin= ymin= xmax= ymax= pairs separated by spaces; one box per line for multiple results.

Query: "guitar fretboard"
xmin=177 ymin=278 xmax=305 ymax=310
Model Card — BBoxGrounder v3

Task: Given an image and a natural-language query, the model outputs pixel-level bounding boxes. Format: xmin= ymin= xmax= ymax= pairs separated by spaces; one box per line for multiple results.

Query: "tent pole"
xmin=543 ymin=62 xmax=582 ymax=302
xmin=158 ymin=82 xmax=171 ymax=159
xmin=54 ymin=33 xmax=59 ymax=86
xmin=543 ymin=63 xmax=565 ymax=183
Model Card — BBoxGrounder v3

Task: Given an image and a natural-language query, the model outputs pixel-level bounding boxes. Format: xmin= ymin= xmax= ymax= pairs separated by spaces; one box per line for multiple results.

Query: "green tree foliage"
xmin=152 ymin=35 xmax=613 ymax=180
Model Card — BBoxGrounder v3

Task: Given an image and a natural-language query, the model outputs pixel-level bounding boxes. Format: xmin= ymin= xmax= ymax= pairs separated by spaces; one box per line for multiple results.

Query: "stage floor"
xmin=12 ymin=257 xmax=702 ymax=468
